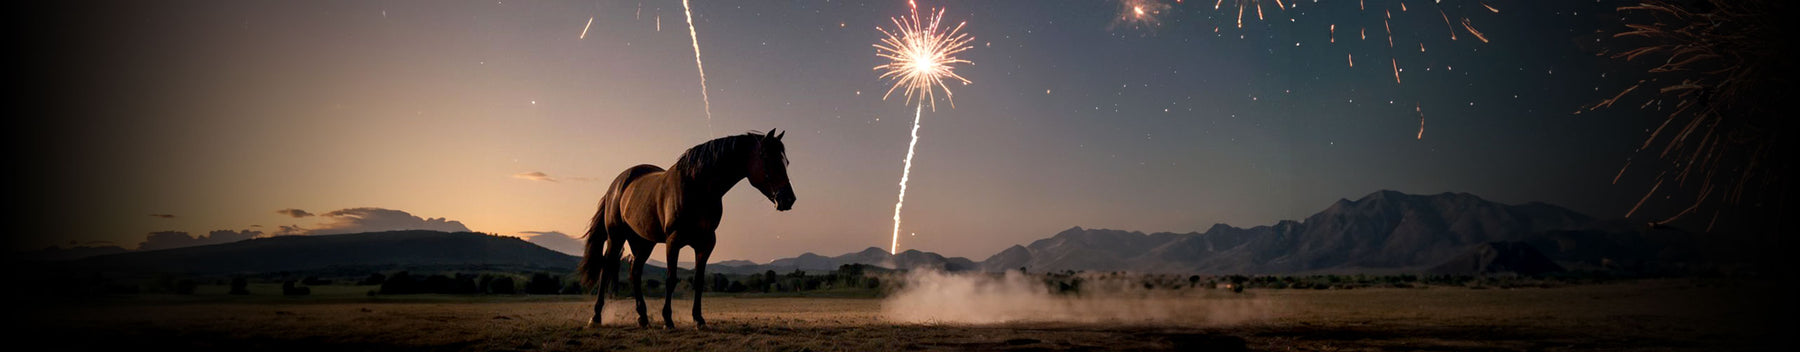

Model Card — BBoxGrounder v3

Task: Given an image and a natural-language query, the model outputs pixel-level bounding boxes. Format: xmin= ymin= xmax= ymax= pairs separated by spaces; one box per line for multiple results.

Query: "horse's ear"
xmin=776 ymin=130 xmax=785 ymax=140
xmin=765 ymin=129 xmax=778 ymax=139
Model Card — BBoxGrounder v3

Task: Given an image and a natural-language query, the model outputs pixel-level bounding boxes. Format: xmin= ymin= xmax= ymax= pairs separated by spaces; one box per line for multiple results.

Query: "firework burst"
xmin=1112 ymin=0 xmax=1172 ymax=32
xmin=874 ymin=2 xmax=974 ymax=255
xmin=1583 ymin=0 xmax=1786 ymax=230
xmin=874 ymin=4 xmax=974 ymax=112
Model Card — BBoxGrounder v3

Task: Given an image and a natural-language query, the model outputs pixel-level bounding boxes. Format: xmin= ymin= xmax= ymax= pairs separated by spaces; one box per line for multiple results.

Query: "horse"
xmin=577 ymin=129 xmax=796 ymax=329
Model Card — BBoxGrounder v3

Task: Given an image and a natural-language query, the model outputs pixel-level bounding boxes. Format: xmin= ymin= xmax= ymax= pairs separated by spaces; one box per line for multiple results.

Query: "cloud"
xmin=520 ymin=231 xmax=584 ymax=255
xmin=148 ymin=214 xmax=176 ymax=219
xmin=275 ymin=208 xmax=315 ymax=218
xmin=272 ymin=224 xmax=310 ymax=236
xmin=137 ymin=229 xmax=264 ymax=251
xmin=513 ymin=171 xmax=557 ymax=182
xmin=304 ymin=207 xmax=472 ymax=235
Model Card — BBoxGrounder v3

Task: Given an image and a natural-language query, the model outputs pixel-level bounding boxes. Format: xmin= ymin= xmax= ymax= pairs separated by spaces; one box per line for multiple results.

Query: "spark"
xmin=875 ymin=2 xmax=974 ymax=254
xmin=681 ymin=0 xmax=714 ymax=135
xmin=1461 ymin=18 xmax=1488 ymax=43
xmin=1392 ymin=58 xmax=1400 ymax=83
xmin=1416 ymin=103 xmax=1425 ymax=139
xmin=1384 ymin=10 xmax=1393 ymax=47
xmin=1213 ymin=0 xmax=1286 ymax=29
xmin=580 ymin=16 xmax=593 ymax=39
xmin=1439 ymin=8 xmax=1457 ymax=40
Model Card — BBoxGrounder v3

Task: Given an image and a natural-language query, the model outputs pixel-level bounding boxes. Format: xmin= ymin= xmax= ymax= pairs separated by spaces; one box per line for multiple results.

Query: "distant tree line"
xmin=370 ymin=271 xmax=581 ymax=295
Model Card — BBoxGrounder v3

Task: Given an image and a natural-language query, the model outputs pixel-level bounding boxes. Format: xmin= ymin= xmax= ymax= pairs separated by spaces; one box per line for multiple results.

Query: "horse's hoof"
xmin=694 ymin=322 xmax=709 ymax=331
xmin=584 ymin=321 xmax=601 ymax=329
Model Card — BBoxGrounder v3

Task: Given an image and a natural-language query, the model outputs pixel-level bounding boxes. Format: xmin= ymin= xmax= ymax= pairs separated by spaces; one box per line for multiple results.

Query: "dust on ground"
xmin=23 ymin=279 xmax=1785 ymax=351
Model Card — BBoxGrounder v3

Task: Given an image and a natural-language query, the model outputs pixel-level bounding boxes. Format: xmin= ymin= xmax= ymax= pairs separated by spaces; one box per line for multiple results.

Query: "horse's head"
xmin=748 ymin=129 xmax=796 ymax=211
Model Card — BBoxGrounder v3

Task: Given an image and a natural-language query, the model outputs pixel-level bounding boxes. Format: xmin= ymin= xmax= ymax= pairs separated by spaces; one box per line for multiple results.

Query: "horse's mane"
xmin=672 ymin=132 xmax=762 ymax=180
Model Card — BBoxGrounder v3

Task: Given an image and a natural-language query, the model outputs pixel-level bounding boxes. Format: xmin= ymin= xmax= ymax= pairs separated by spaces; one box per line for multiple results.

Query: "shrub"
xmin=301 ymin=276 xmax=332 ymax=286
xmin=281 ymin=280 xmax=311 ymax=296
xmin=229 ymin=277 xmax=250 ymax=295
xmin=380 ymin=271 xmax=417 ymax=294
xmin=358 ymin=273 xmax=386 ymax=286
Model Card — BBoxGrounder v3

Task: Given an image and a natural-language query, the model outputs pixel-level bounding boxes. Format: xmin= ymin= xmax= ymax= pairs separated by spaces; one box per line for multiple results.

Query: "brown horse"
xmin=577 ymin=129 xmax=796 ymax=329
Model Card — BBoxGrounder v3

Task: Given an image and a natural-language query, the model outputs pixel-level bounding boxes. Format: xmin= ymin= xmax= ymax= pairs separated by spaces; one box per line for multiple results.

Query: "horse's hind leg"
xmin=590 ymin=236 xmax=626 ymax=326
xmin=690 ymin=238 xmax=714 ymax=329
xmin=627 ymin=239 xmax=655 ymax=328
xmin=661 ymin=241 xmax=682 ymax=329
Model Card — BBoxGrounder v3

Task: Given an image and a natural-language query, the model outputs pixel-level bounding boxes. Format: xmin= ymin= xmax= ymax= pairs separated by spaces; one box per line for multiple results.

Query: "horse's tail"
xmin=575 ymin=199 xmax=607 ymax=289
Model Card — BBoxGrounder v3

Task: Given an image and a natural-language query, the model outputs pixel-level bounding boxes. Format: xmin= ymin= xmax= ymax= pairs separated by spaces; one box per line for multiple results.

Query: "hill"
xmin=712 ymin=247 xmax=977 ymax=274
xmin=69 ymin=230 xmax=580 ymax=274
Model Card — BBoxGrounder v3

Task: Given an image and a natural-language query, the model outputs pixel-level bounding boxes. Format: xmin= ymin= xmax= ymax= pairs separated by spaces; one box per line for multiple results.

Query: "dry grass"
xmin=24 ymin=279 xmax=1783 ymax=351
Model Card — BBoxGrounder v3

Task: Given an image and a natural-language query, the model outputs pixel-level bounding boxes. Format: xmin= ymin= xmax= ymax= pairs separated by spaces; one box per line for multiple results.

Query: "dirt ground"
xmin=23 ymin=279 xmax=1787 ymax=351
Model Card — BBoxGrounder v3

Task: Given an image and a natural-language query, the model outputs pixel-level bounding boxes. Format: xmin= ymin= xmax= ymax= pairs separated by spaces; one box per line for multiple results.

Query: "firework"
xmin=1583 ymin=0 xmax=1783 ymax=230
xmin=681 ymin=0 xmax=713 ymax=135
xmin=1112 ymin=0 xmax=1172 ymax=32
xmin=875 ymin=2 xmax=974 ymax=254
xmin=875 ymin=5 xmax=974 ymax=111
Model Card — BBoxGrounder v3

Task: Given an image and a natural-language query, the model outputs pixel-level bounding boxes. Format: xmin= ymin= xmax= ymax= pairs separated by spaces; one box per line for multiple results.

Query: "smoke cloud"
xmin=881 ymin=270 xmax=1276 ymax=325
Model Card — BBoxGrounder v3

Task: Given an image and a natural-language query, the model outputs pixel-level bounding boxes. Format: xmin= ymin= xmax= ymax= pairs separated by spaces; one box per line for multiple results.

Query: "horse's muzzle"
xmin=774 ymin=188 xmax=796 ymax=211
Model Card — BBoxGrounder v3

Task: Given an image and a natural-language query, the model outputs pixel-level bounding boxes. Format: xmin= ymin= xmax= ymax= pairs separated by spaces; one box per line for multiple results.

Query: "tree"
xmin=380 ymin=271 xmax=417 ymax=294
xmin=711 ymin=273 xmax=729 ymax=293
xmin=524 ymin=273 xmax=561 ymax=294
xmin=358 ymin=273 xmax=387 ymax=286
xmin=229 ymin=277 xmax=250 ymax=295
xmin=488 ymin=276 xmax=517 ymax=294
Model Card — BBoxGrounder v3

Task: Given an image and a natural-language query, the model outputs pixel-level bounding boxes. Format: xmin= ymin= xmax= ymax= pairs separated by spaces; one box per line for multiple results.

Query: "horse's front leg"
xmin=661 ymin=242 xmax=682 ymax=329
xmin=691 ymin=240 xmax=714 ymax=329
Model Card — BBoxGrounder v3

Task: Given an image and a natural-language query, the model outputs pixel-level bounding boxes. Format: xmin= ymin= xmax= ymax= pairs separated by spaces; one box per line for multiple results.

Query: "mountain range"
xmin=26 ymin=190 xmax=1719 ymax=276
xmin=63 ymin=230 xmax=579 ymax=274
xmin=718 ymin=190 xmax=1709 ymax=275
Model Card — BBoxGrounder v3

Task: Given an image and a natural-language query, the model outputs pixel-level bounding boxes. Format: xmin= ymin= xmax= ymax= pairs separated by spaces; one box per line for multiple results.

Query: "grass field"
xmin=24 ymin=279 xmax=1785 ymax=351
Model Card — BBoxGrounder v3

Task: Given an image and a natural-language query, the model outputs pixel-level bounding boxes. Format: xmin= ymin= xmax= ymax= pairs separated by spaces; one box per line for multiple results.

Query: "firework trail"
xmin=580 ymin=16 xmax=593 ymax=39
xmin=892 ymin=105 xmax=922 ymax=254
xmin=875 ymin=2 xmax=973 ymax=254
xmin=681 ymin=0 xmax=714 ymax=136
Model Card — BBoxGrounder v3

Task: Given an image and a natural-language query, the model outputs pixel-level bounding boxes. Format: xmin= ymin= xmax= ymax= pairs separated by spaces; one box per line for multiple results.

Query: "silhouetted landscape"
xmin=18 ymin=0 xmax=1794 ymax=350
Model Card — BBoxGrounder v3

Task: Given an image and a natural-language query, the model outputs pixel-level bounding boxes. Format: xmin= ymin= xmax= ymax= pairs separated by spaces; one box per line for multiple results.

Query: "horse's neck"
xmin=676 ymin=163 xmax=745 ymax=198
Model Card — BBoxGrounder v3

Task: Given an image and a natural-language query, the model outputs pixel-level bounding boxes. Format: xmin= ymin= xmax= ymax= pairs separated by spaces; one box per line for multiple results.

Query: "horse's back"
xmin=609 ymin=164 xmax=664 ymax=192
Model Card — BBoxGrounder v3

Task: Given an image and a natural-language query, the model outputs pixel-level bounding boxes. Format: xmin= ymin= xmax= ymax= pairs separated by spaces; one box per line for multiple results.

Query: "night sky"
xmin=22 ymin=0 xmax=1668 ymax=263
